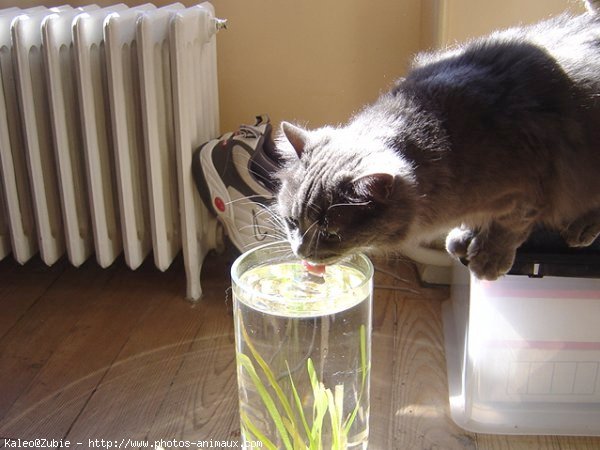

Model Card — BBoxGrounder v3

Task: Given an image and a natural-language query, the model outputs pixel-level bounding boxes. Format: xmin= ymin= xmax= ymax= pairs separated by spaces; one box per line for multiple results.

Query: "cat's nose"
xmin=291 ymin=239 xmax=314 ymax=260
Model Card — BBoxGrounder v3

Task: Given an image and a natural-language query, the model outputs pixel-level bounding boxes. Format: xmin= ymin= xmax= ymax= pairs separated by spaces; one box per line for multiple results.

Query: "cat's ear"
xmin=352 ymin=173 xmax=395 ymax=203
xmin=281 ymin=122 xmax=308 ymax=158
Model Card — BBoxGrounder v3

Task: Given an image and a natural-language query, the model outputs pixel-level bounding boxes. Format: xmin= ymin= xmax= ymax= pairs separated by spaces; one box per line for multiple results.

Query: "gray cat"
xmin=274 ymin=3 xmax=600 ymax=280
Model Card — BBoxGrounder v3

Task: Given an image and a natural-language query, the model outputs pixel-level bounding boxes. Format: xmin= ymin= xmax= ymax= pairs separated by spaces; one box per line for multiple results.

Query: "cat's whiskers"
xmin=236 ymin=221 xmax=284 ymax=234
xmin=220 ymin=194 xmax=281 ymax=223
xmin=313 ymin=222 xmax=324 ymax=259
xmin=237 ymin=223 xmax=286 ymax=240
xmin=254 ymin=205 xmax=288 ymax=232
xmin=243 ymin=201 xmax=288 ymax=240
xmin=244 ymin=244 xmax=294 ymax=258
xmin=204 ymin=188 xmax=290 ymax=245
xmin=254 ymin=204 xmax=280 ymax=220
xmin=304 ymin=199 xmax=321 ymax=217
xmin=223 ymin=196 xmax=270 ymax=207
xmin=229 ymin=156 xmax=270 ymax=175
xmin=302 ymin=219 xmax=321 ymax=241
xmin=263 ymin=219 xmax=287 ymax=236
xmin=301 ymin=218 xmax=323 ymax=257
xmin=240 ymin=242 xmax=290 ymax=253
xmin=229 ymin=158 xmax=282 ymax=193
xmin=327 ymin=200 xmax=371 ymax=211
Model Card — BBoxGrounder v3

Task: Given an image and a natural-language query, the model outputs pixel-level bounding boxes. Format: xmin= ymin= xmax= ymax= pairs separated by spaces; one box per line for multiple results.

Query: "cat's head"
xmin=274 ymin=122 xmax=416 ymax=263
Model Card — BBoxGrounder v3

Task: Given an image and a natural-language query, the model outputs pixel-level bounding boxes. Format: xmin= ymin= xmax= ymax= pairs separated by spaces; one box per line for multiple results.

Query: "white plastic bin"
xmin=444 ymin=261 xmax=600 ymax=435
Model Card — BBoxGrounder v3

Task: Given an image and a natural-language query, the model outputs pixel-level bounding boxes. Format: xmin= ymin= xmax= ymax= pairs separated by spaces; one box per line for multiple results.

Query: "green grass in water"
xmin=238 ymin=319 xmax=369 ymax=450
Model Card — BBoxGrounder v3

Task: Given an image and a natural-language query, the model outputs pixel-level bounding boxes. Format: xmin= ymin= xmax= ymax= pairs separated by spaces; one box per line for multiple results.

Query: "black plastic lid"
xmin=509 ymin=228 xmax=600 ymax=278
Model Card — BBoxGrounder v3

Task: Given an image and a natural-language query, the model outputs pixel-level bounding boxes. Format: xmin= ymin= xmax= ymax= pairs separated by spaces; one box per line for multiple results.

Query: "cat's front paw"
xmin=562 ymin=211 xmax=600 ymax=247
xmin=466 ymin=239 xmax=516 ymax=281
xmin=445 ymin=226 xmax=475 ymax=264
xmin=446 ymin=226 xmax=515 ymax=280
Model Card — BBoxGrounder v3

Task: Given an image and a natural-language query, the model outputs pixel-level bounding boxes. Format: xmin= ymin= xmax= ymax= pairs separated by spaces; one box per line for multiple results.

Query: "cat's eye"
xmin=284 ymin=217 xmax=299 ymax=230
xmin=320 ymin=229 xmax=341 ymax=241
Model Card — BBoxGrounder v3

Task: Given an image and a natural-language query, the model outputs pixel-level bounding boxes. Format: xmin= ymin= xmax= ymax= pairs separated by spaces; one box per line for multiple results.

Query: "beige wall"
xmin=440 ymin=0 xmax=584 ymax=46
xmin=0 ymin=0 xmax=585 ymax=132
xmin=211 ymin=0 xmax=425 ymax=131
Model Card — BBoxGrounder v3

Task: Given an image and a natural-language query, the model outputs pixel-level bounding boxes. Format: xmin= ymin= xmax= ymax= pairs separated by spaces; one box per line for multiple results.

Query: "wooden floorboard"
xmin=0 ymin=256 xmax=65 ymax=339
xmin=1 ymin=252 xmax=600 ymax=449
xmin=392 ymin=295 xmax=471 ymax=449
xmin=143 ymin=273 xmax=239 ymax=443
xmin=369 ymin=271 xmax=397 ymax=448
xmin=0 ymin=258 xmax=114 ymax=424
xmin=63 ymin=258 xmax=188 ymax=445
xmin=0 ymin=257 xmax=153 ymax=440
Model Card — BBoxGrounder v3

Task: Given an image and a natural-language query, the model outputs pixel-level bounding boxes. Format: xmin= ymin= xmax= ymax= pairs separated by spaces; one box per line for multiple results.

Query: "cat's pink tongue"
xmin=302 ymin=260 xmax=326 ymax=276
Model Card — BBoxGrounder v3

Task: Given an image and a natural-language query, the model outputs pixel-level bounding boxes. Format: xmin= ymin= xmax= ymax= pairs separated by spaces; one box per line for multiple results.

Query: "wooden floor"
xmin=1 ymin=249 xmax=599 ymax=450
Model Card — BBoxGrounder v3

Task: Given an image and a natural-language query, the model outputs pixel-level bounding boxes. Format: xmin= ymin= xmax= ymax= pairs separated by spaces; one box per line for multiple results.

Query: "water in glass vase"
xmin=232 ymin=245 xmax=373 ymax=450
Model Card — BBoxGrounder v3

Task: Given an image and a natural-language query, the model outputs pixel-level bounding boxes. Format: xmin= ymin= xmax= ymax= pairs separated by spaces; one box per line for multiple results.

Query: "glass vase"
xmin=232 ymin=241 xmax=373 ymax=449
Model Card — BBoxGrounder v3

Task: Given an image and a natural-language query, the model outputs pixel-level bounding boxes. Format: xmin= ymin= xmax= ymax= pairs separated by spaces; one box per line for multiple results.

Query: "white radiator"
xmin=0 ymin=3 xmax=225 ymax=300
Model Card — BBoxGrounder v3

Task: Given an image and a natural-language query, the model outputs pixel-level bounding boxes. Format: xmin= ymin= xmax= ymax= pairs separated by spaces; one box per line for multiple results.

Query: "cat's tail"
xmin=585 ymin=0 xmax=600 ymax=13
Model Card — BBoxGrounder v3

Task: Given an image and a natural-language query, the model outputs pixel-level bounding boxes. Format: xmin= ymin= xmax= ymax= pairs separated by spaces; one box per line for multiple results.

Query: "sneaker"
xmin=193 ymin=116 xmax=281 ymax=253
